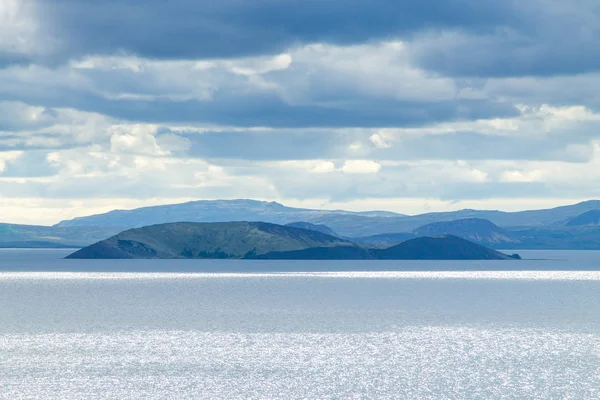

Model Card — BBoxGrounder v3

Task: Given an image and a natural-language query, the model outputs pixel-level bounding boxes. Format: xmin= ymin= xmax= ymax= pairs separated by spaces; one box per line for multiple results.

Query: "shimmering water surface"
xmin=1 ymin=249 xmax=600 ymax=399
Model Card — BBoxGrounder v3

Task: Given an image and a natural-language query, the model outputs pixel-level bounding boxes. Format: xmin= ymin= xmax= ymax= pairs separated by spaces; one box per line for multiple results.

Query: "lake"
xmin=1 ymin=249 xmax=599 ymax=399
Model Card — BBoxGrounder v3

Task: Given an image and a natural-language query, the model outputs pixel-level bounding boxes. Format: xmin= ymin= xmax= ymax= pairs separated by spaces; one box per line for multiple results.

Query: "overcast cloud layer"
xmin=2 ymin=0 xmax=600 ymax=224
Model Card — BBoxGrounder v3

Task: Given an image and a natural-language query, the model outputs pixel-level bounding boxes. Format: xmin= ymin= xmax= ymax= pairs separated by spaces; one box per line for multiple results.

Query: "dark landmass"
xmin=67 ymin=222 xmax=517 ymax=260
xmin=351 ymin=219 xmax=518 ymax=248
xmin=285 ymin=222 xmax=339 ymax=237
xmin=66 ymin=222 xmax=353 ymax=259
xmin=413 ymin=218 xmax=519 ymax=247
xmin=351 ymin=232 xmax=417 ymax=247
xmin=372 ymin=235 xmax=518 ymax=260
xmin=507 ymin=226 xmax=600 ymax=250
xmin=252 ymin=245 xmax=374 ymax=260
xmin=564 ymin=210 xmax=600 ymax=227
xmin=256 ymin=235 xmax=517 ymax=260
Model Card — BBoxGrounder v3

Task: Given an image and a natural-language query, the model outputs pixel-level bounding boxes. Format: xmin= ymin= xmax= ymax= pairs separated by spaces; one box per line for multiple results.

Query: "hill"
xmin=285 ymin=222 xmax=339 ymax=237
xmin=412 ymin=218 xmax=519 ymax=248
xmin=66 ymin=222 xmax=352 ymax=259
xmin=252 ymin=245 xmax=373 ymax=260
xmin=507 ymin=226 xmax=600 ymax=249
xmin=255 ymin=235 xmax=515 ymax=260
xmin=564 ymin=210 xmax=600 ymax=227
xmin=67 ymin=222 xmax=517 ymax=260
xmin=373 ymin=235 xmax=518 ymax=260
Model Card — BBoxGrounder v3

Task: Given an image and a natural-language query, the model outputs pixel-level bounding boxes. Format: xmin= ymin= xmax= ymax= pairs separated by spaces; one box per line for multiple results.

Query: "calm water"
xmin=1 ymin=249 xmax=600 ymax=399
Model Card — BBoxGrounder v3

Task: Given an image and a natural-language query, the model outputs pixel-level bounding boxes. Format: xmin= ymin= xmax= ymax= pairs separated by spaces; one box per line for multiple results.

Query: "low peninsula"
xmin=66 ymin=222 xmax=520 ymax=260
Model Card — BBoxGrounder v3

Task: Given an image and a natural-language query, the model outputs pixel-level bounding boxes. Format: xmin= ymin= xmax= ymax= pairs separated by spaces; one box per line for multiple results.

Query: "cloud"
xmin=0 ymin=101 xmax=120 ymax=152
xmin=155 ymin=134 xmax=191 ymax=153
xmin=0 ymin=0 xmax=55 ymax=65
xmin=109 ymin=124 xmax=167 ymax=156
xmin=0 ymin=151 xmax=23 ymax=172
xmin=3 ymin=0 xmax=600 ymax=81
xmin=500 ymin=169 xmax=545 ymax=183
xmin=409 ymin=1 xmax=600 ymax=77
xmin=341 ymin=160 xmax=382 ymax=174
xmin=278 ymin=160 xmax=337 ymax=174
xmin=0 ymin=43 xmax=518 ymax=128
xmin=3 ymin=97 xmax=600 ymax=174
xmin=20 ymin=0 xmax=509 ymax=64
xmin=2 ymin=0 xmax=596 ymax=81
xmin=369 ymin=132 xmax=391 ymax=149
xmin=311 ymin=161 xmax=336 ymax=173
xmin=0 ymin=102 xmax=61 ymax=131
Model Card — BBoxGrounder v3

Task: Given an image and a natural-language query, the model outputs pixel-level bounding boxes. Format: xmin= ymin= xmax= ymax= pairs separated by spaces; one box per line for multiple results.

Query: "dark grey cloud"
xmin=4 ymin=0 xmax=599 ymax=80
xmin=410 ymin=1 xmax=600 ymax=77
xmin=176 ymin=130 xmax=337 ymax=161
xmin=1 ymin=87 xmax=518 ymax=129
xmin=36 ymin=0 xmax=510 ymax=62
xmin=104 ymin=96 xmax=519 ymax=128
xmin=0 ymin=0 xmax=587 ymax=79
xmin=0 ymin=48 xmax=519 ymax=129
xmin=160 ymin=128 xmax=595 ymax=163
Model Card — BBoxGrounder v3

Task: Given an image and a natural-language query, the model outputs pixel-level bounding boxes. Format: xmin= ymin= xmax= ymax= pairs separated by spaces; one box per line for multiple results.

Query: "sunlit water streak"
xmin=3 ymin=270 xmax=600 ymax=280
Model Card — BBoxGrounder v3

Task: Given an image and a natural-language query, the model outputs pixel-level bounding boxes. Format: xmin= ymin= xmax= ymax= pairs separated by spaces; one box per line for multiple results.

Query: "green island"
xmin=66 ymin=221 xmax=520 ymax=260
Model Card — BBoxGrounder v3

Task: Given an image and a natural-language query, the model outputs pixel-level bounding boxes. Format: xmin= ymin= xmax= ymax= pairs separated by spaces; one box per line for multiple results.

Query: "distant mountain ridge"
xmin=413 ymin=218 xmax=519 ymax=247
xmin=351 ymin=218 xmax=519 ymax=248
xmin=67 ymin=222 xmax=516 ymax=260
xmin=0 ymin=223 xmax=121 ymax=248
xmin=5 ymin=199 xmax=600 ymax=249
xmin=351 ymin=232 xmax=417 ymax=247
xmin=285 ymin=222 xmax=339 ymax=237
xmin=564 ymin=210 xmax=600 ymax=227
xmin=53 ymin=199 xmax=600 ymax=238
xmin=55 ymin=199 xmax=405 ymax=236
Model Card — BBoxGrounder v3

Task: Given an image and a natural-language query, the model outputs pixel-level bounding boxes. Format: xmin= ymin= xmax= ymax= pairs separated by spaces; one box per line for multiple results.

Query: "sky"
xmin=2 ymin=0 xmax=600 ymax=225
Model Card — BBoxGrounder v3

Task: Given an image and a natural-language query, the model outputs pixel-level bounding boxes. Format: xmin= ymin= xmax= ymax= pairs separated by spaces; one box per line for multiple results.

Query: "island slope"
xmin=373 ymin=235 xmax=518 ymax=260
xmin=66 ymin=221 xmax=353 ymax=259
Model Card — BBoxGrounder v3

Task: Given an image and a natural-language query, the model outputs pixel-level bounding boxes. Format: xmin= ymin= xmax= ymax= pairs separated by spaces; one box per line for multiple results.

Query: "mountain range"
xmin=53 ymin=199 xmax=600 ymax=235
xmin=4 ymin=199 xmax=600 ymax=249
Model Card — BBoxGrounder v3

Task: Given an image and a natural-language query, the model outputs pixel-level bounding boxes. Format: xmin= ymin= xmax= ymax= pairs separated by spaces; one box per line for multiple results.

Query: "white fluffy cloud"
xmin=109 ymin=125 xmax=167 ymax=156
xmin=500 ymin=169 xmax=546 ymax=183
xmin=369 ymin=132 xmax=391 ymax=149
xmin=0 ymin=151 xmax=22 ymax=172
xmin=341 ymin=160 xmax=382 ymax=174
